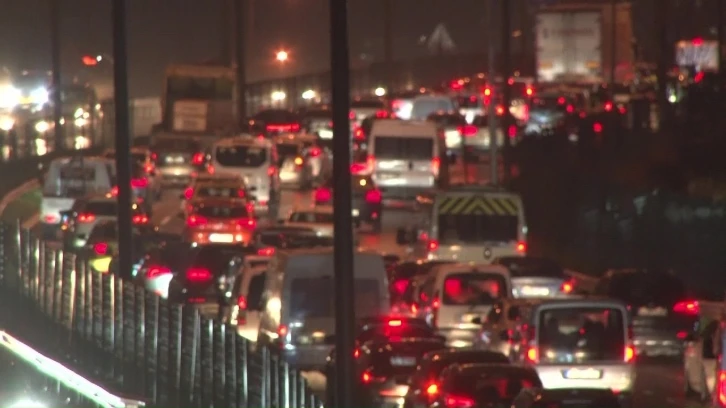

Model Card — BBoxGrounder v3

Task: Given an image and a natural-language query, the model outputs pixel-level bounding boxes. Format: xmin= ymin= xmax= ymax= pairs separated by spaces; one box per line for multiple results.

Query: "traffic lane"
xmin=301 ymin=361 xmax=701 ymax=406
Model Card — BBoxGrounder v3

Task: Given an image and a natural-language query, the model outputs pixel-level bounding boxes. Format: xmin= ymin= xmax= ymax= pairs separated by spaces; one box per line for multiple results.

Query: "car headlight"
xmin=34 ymin=121 xmax=50 ymax=133
xmin=74 ymin=107 xmax=85 ymax=118
xmin=74 ymin=117 xmax=87 ymax=127
xmin=30 ymin=87 xmax=48 ymax=105
xmin=0 ymin=115 xmax=14 ymax=131
xmin=0 ymin=86 xmax=20 ymax=109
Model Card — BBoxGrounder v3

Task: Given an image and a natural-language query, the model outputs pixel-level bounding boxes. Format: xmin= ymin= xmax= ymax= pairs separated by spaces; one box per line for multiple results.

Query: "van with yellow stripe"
xmin=403 ymin=187 xmax=527 ymax=263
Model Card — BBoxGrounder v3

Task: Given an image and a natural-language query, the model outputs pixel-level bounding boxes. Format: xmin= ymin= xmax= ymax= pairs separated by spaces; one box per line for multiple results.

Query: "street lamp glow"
xmin=271 ymin=91 xmax=286 ymax=101
xmin=301 ymin=90 xmax=316 ymax=100
xmin=374 ymin=87 xmax=386 ymax=97
xmin=275 ymin=50 xmax=289 ymax=62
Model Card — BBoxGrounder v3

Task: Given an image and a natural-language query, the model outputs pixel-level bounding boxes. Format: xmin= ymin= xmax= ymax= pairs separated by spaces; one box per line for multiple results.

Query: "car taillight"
xmin=431 ymin=157 xmax=440 ymax=177
xmin=192 ymin=152 xmax=205 ymax=165
xmin=354 ymin=348 xmax=360 ymax=358
xmin=426 ymin=383 xmax=439 ymax=396
xmin=144 ymin=163 xmax=154 ymax=173
xmin=516 ymin=241 xmax=526 ymax=253
xmin=392 ymin=279 xmax=408 ymax=295
xmin=496 ymin=105 xmax=504 ymax=115
xmin=456 ymin=125 xmax=477 ymax=136
xmin=526 ymin=346 xmax=538 ymax=363
xmin=427 ymin=240 xmax=439 ymax=251
xmin=206 ymin=164 xmax=215 ymax=174
xmin=353 ymin=127 xmax=365 ymax=140
xmin=348 ymin=111 xmax=356 ymax=120
xmin=308 ymin=147 xmax=321 ymax=157
xmin=718 ymin=370 xmax=726 ymax=406
xmin=151 ymin=152 xmax=158 ymax=160
xmin=110 ymin=186 xmax=119 ymax=196
xmin=350 ymin=162 xmax=367 ymax=174
xmin=237 ymin=295 xmax=247 ymax=310
xmin=186 ymin=215 xmax=207 ymax=227
xmin=566 ymin=104 xmax=574 ymax=113
xmin=525 ymin=86 xmax=534 ymax=96
xmin=315 ymin=188 xmax=332 ymax=202
xmin=560 ymin=280 xmax=574 ymax=294
xmin=132 ymin=214 xmax=149 ymax=224
xmin=294 ymin=156 xmax=304 ymax=166
xmin=366 ymin=155 xmax=376 ymax=171
xmin=186 ymin=267 xmax=212 ymax=282
xmin=267 ymin=166 xmax=276 ymax=176
xmin=361 ymin=370 xmax=385 ymax=384
xmin=388 ymin=319 xmax=403 ymax=327
xmin=277 ymin=325 xmax=288 ymax=338
xmin=604 ymin=101 xmax=613 ymax=111
xmin=93 ymin=242 xmax=108 ymax=255
xmin=365 ymin=189 xmax=382 ymax=204
xmin=183 ymin=187 xmax=194 ymax=200
xmin=508 ymin=125 xmax=517 ymax=138
xmin=77 ymin=213 xmax=95 ymax=223
xmin=146 ymin=265 xmax=171 ymax=278
xmin=673 ymin=300 xmax=700 ymax=315
xmin=444 ymin=394 xmax=475 ymax=408
xmin=624 ymin=345 xmax=635 ymax=363
xmin=257 ymin=247 xmax=275 ymax=256
xmin=237 ymin=217 xmax=256 ymax=229
xmin=131 ymin=178 xmax=148 ymax=188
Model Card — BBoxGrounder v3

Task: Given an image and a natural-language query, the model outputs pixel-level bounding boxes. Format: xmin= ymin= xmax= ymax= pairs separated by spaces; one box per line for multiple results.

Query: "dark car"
xmin=513 ymin=388 xmax=621 ymax=408
xmin=251 ymin=226 xmax=334 ymax=252
xmin=593 ymin=269 xmax=698 ymax=358
xmin=251 ymin=109 xmax=301 ymax=136
xmin=313 ymin=174 xmax=383 ymax=232
xmin=432 ymin=364 xmax=542 ymax=408
xmin=300 ymin=108 xmax=333 ymax=136
xmin=404 ymin=349 xmax=511 ymax=408
xmin=493 ymin=256 xmax=575 ymax=298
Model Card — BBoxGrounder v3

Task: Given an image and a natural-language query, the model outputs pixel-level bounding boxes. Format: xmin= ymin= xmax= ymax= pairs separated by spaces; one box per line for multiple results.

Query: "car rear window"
xmin=289 ymin=212 xmax=334 ymax=223
xmin=442 ymin=273 xmax=506 ymax=306
xmin=537 ymin=307 xmax=626 ymax=363
xmin=367 ymin=341 xmax=445 ymax=378
xmin=448 ymin=370 xmax=541 ymax=403
xmin=191 ymin=246 xmax=247 ymax=275
xmin=215 ymin=146 xmax=268 ymax=168
xmin=152 ymin=139 xmax=199 ymax=152
xmin=289 ymin=278 xmax=381 ymax=319
xmin=84 ymin=201 xmax=117 ymax=216
xmin=498 ymin=257 xmax=565 ymax=279
xmin=373 ymin=136 xmax=433 ymax=160
xmin=194 ymin=206 xmax=248 ymax=218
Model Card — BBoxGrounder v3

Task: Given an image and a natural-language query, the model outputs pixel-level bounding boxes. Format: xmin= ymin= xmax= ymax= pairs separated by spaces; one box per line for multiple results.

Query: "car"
xmin=183 ymin=198 xmax=257 ymax=245
xmin=472 ymin=298 xmax=538 ymax=359
xmin=426 ymin=111 xmax=472 ymax=151
xmin=282 ymin=207 xmax=335 ymax=237
xmin=251 ymin=226 xmax=334 ymax=251
xmin=513 ymin=388 xmax=622 ymax=408
xmin=149 ymin=136 xmax=204 ymax=188
xmin=82 ymin=220 xmax=148 ymax=274
xmin=180 ymin=174 xmax=250 ymax=217
xmin=250 ymin=109 xmax=301 ymax=136
xmin=273 ymin=134 xmax=315 ymax=189
xmin=389 ymin=260 xmax=456 ymax=314
xmin=493 ymin=256 xmax=576 ymax=298
xmin=313 ymin=174 xmax=383 ymax=232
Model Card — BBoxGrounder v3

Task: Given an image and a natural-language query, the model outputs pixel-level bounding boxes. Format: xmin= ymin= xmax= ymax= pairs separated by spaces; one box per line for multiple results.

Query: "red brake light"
xmin=507 ymin=125 xmax=517 ymax=138
xmin=93 ymin=242 xmax=108 ymax=255
xmin=237 ymin=217 xmax=256 ymax=229
xmin=110 ymin=186 xmax=118 ymax=196
xmin=427 ymin=240 xmax=439 ymax=251
xmin=354 ymin=348 xmax=360 ymax=358
xmin=237 ymin=189 xmax=246 ymax=198
xmin=366 ymin=155 xmax=376 ymax=171
xmin=349 ymin=111 xmax=356 ymax=120
xmin=624 ymin=345 xmax=635 ymax=363
xmin=392 ymin=279 xmax=408 ymax=295
xmin=557 ymin=97 xmax=566 ymax=105
xmin=718 ymin=370 xmax=726 ymax=405
xmin=673 ymin=300 xmax=700 ymax=315
xmin=526 ymin=346 xmax=538 ymax=363
xmin=431 ymin=157 xmax=440 ymax=177
xmin=315 ymin=188 xmax=332 ymax=202
xmin=692 ymin=37 xmax=704 ymax=46
xmin=267 ymin=166 xmax=276 ymax=176
xmin=361 ymin=370 xmax=385 ymax=384
xmin=604 ymin=101 xmax=613 ymax=112
xmin=426 ymin=383 xmax=439 ymax=396
xmin=144 ymin=163 xmax=154 ymax=173
xmin=593 ymin=122 xmax=603 ymax=133
xmin=560 ymin=281 xmax=574 ymax=294
xmin=186 ymin=215 xmax=207 ymax=227
xmin=192 ymin=152 xmax=205 ymax=165
xmin=257 ymin=247 xmax=275 ymax=256
xmin=186 ymin=267 xmax=212 ymax=282
xmin=146 ymin=265 xmax=171 ymax=278
xmin=566 ymin=104 xmax=574 ymax=113
xmin=183 ymin=187 xmax=194 ymax=200
xmin=445 ymin=394 xmax=475 ymax=408
xmin=353 ymin=127 xmax=365 ymax=140
xmin=237 ymin=295 xmax=247 ymax=310
xmin=132 ymin=214 xmax=149 ymax=224
xmin=525 ymin=87 xmax=534 ymax=96
xmin=677 ymin=330 xmax=689 ymax=340
xmin=350 ymin=162 xmax=367 ymax=174
xmin=516 ymin=241 xmax=526 ymax=253
xmin=151 ymin=152 xmax=158 ymax=160
xmin=457 ymin=125 xmax=477 ymax=136
xmin=77 ymin=213 xmax=95 ymax=223
xmin=375 ymin=110 xmax=388 ymax=118
xmin=308 ymin=147 xmax=322 ymax=157
xmin=277 ymin=325 xmax=288 ymax=337
xmin=131 ymin=178 xmax=147 ymax=188
xmin=388 ymin=319 xmax=402 ymax=327
xmin=365 ymin=189 xmax=382 ymax=204
xmin=496 ymin=105 xmax=504 ymax=116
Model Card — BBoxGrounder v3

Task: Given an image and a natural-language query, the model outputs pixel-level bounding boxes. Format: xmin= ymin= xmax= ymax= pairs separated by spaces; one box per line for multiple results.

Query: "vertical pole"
xmin=718 ymin=0 xmax=724 ymax=74
xmin=50 ymin=0 xmax=63 ymax=152
xmin=383 ymin=0 xmax=393 ymax=92
xmin=656 ymin=0 xmax=670 ymax=130
xmin=610 ymin=0 xmax=617 ymax=84
xmin=487 ymin=0 xmax=498 ymax=186
xmin=234 ymin=0 xmax=247 ymax=125
xmin=112 ymin=0 xmax=133 ymax=291
xmin=220 ymin=0 xmax=231 ymax=65
xmin=500 ymin=0 xmax=511 ymax=183
xmin=329 ymin=0 xmax=356 ymax=406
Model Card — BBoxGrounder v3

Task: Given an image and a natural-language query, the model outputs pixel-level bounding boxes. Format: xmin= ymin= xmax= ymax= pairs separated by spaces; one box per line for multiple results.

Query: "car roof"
xmin=450 ymin=363 xmax=536 ymax=376
xmin=531 ymin=297 xmax=628 ymax=312
xmin=192 ymin=197 xmax=248 ymax=207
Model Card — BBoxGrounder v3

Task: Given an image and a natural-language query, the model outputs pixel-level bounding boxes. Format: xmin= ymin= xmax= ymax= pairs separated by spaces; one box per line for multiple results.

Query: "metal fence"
xmin=0 ymin=222 xmax=322 ymax=408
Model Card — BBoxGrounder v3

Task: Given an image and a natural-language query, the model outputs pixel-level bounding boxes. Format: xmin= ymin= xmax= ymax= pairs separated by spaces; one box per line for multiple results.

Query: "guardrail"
xmin=0 ymin=223 xmax=322 ymax=408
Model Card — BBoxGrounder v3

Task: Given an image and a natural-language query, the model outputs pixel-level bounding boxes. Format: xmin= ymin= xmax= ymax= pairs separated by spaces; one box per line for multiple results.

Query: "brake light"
xmin=151 ymin=152 xmax=158 ymax=160
xmin=526 ymin=346 xmax=538 ymax=363
xmin=265 ymin=123 xmax=300 ymax=132
xmin=516 ymin=241 xmax=526 ymax=253
xmin=365 ymin=189 xmax=382 ymax=204
xmin=426 ymin=383 xmax=439 ymax=396
xmin=508 ymin=125 xmax=517 ymax=138
xmin=110 ymin=186 xmax=118 ymax=196
xmin=673 ymin=300 xmax=700 ymax=315
xmin=353 ymin=127 xmax=365 ymax=140
xmin=718 ymin=370 xmax=726 ymax=405
xmin=237 ymin=189 xmax=246 ymax=198
xmin=131 ymin=178 xmax=148 ymax=188
xmin=77 ymin=213 xmax=95 ymax=223
xmin=388 ymin=319 xmax=402 ymax=327
xmin=392 ymin=280 xmax=408 ymax=295
xmin=183 ymin=187 xmax=194 ymax=200
xmin=560 ymin=281 xmax=574 ymax=294
xmin=444 ymin=394 xmax=475 ymax=408
xmin=624 ymin=345 xmax=635 ymax=363
xmin=366 ymin=155 xmax=376 ymax=172
xmin=361 ymin=370 xmax=385 ymax=384
xmin=267 ymin=166 xmax=276 ymax=176
xmin=144 ymin=163 xmax=154 ymax=173
xmin=349 ymin=111 xmax=356 ymax=120
xmin=132 ymin=214 xmax=149 ymax=224
xmin=308 ymin=147 xmax=322 ymax=157
xmin=484 ymin=87 xmax=492 ymax=96
xmin=427 ymin=240 xmax=439 ymax=251
xmin=431 ymin=157 xmax=440 ymax=177
xmin=186 ymin=215 xmax=207 ymax=227
xmin=315 ymin=188 xmax=332 ymax=202
xmin=192 ymin=152 xmax=205 ymax=165
xmin=677 ymin=330 xmax=689 ymax=340
xmin=558 ymin=97 xmax=566 ymax=105
xmin=566 ymin=104 xmax=574 ymax=113
xmin=146 ymin=265 xmax=171 ymax=278
xmin=375 ymin=110 xmax=388 ymax=118
xmin=277 ymin=325 xmax=288 ymax=337
xmin=93 ymin=242 xmax=108 ymax=255
xmin=354 ymin=348 xmax=360 ymax=358
xmin=186 ymin=267 xmax=212 ymax=282
xmin=457 ymin=125 xmax=477 ymax=136
xmin=496 ymin=105 xmax=505 ymax=116
xmin=604 ymin=101 xmax=613 ymax=112
xmin=237 ymin=295 xmax=247 ymax=310
xmin=237 ymin=217 xmax=256 ymax=229
xmin=525 ymin=86 xmax=534 ymax=96
xmin=257 ymin=247 xmax=275 ymax=256
xmin=206 ymin=164 xmax=215 ymax=174
xmin=350 ymin=162 xmax=367 ymax=174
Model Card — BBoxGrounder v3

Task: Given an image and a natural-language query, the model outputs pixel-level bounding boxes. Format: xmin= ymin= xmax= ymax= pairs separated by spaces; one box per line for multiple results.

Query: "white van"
xmin=410 ymin=95 xmax=456 ymax=121
xmin=228 ymin=254 xmax=272 ymax=342
xmin=40 ymin=156 xmax=115 ymax=238
xmin=524 ymin=299 xmax=635 ymax=404
xmin=209 ymin=135 xmax=280 ymax=217
xmin=367 ymin=119 xmax=441 ymax=204
xmin=415 ymin=263 xmax=511 ymax=348
xmin=255 ymin=248 xmax=390 ymax=369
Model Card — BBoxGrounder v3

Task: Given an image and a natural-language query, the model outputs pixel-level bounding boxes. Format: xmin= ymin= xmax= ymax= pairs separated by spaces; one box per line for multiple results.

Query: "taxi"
xmin=183 ymin=198 xmax=257 ymax=245
xmin=181 ymin=174 xmax=250 ymax=217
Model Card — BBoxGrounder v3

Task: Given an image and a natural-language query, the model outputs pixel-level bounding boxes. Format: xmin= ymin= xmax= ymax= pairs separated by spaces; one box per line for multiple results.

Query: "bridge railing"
xmin=0 ymin=222 xmax=322 ymax=408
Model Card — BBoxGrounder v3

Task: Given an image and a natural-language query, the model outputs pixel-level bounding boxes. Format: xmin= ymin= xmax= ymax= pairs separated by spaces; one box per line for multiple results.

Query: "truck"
xmin=535 ymin=2 xmax=633 ymax=84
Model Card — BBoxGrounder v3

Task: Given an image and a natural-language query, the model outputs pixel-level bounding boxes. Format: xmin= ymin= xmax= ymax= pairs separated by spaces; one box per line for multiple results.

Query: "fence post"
xmin=223 ymin=324 xmax=238 ymax=407
xmin=156 ymin=299 xmax=170 ymax=405
xmin=14 ymin=220 xmax=22 ymax=290
xmin=35 ymin=239 xmax=44 ymax=306
xmin=91 ymin=265 xmax=103 ymax=344
xmin=199 ymin=317 xmax=213 ymax=407
xmin=83 ymin=261 xmax=94 ymax=340
xmin=113 ymin=277 xmax=124 ymax=362
xmin=101 ymin=273 xmax=115 ymax=352
xmin=212 ymin=322 xmax=226 ymax=407
xmin=261 ymin=346 xmax=270 ymax=408
xmin=0 ymin=223 xmax=6 ymax=286
xmin=44 ymin=247 xmax=57 ymax=318
xmin=282 ymin=359 xmax=291 ymax=408
xmin=144 ymin=292 xmax=159 ymax=403
xmin=289 ymin=367 xmax=298 ymax=408
xmin=237 ymin=336 xmax=249 ymax=408
xmin=179 ymin=306 xmax=200 ymax=406
xmin=53 ymin=250 xmax=64 ymax=322
xmin=60 ymin=252 xmax=76 ymax=333
xmin=74 ymin=257 xmax=87 ymax=339
xmin=168 ymin=304 xmax=183 ymax=407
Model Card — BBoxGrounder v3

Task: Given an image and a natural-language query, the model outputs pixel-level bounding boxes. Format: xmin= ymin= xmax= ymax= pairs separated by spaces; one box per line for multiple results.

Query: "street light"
xmin=275 ymin=50 xmax=289 ymax=62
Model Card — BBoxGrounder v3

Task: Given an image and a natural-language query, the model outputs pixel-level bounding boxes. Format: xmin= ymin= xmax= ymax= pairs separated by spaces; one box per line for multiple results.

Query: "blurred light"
xmin=74 ymin=117 xmax=87 ymax=127
xmin=30 ymin=88 xmax=48 ymax=105
xmin=74 ymin=108 xmax=85 ymax=118
xmin=271 ymin=91 xmax=286 ymax=101
xmin=96 ymin=55 xmax=102 ymax=62
xmin=34 ymin=121 xmax=49 ymax=133
xmin=35 ymin=138 xmax=47 ymax=156
xmin=301 ymin=89 xmax=316 ymax=100
xmin=275 ymin=50 xmax=289 ymax=62
xmin=7 ymin=399 xmax=46 ymax=408
xmin=0 ymin=116 xmax=14 ymax=131
xmin=74 ymin=136 xmax=90 ymax=149
xmin=82 ymin=55 xmax=97 ymax=66
xmin=593 ymin=122 xmax=603 ymax=133
xmin=692 ymin=37 xmax=704 ymax=46
xmin=0 ymin=86 xmax=20 ymax=109
xmin=374 ymin=87 xmax=386 ymax=97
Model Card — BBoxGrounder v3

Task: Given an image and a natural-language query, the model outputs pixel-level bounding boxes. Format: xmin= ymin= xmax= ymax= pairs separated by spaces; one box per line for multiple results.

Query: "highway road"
xmin=138 ymin=186 xmax=708 ymax=407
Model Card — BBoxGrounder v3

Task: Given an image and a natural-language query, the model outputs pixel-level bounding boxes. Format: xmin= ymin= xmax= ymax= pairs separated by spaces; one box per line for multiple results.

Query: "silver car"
xmin=150 ymin=137 xmax=204 ymax=188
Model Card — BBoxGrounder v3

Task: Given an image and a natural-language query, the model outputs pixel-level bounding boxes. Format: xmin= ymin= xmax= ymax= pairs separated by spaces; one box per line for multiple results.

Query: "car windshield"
xmin=215 ymin=146 xmax=268 ymax=168
xmin=537 ymin=307 xmax=626 ymax=363
xmin=289 ymin=278 xmax=381 ymax=319
xmin=442 ymin=273 xmax=506 ymax=306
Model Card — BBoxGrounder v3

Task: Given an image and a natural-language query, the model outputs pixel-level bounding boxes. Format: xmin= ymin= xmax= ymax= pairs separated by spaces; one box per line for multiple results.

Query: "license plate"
xmin=637 ymin=306 xmax=667 ymax=316
xmin=562 ymin=368 xmax=603 ymax=380
xmin=209 ymin=233 xmax=234 ymax=243
xmin=352 ymin=209 xmax=360 ymax=216
xmin=390 ymin=356 xmax=416 ymax=366
xmin=521 ymin=286 xmax=550 ymax=296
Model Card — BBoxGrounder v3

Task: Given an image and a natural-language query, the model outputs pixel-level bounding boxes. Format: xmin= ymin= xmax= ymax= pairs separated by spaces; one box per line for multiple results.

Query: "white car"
xmin=283 ymin=207 xmax=335 ymax=237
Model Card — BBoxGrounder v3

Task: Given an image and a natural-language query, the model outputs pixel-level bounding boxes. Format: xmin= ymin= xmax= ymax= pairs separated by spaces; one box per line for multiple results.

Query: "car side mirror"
xmin=471 ymin=317 xmax=483 ymax=325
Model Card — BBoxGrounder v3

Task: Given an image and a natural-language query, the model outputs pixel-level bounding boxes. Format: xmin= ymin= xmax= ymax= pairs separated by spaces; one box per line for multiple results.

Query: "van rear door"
xmin=372 ymin=136 xmax=435 ymax=188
